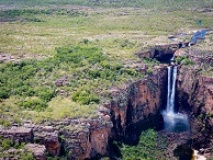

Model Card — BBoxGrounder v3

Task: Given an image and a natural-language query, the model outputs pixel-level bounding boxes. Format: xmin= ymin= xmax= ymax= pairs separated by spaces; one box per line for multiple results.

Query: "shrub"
xmin=0 ymin=119 xmax=11 ymax=127
xmin=176 ymin=56 xmax=194 ymax=66
xmin=117 ymin=129 xmax=166 ymax=160
xmin=146 ymin=68 xmax=153 ymax=75
xmin=72 ymin=90 xmax=99 ymax=105
xmin=17 ymin=98 xmax=47 ymax=111
xmin=100 ymin=60 xmax=111 ymax=69
xmin=181 ymin=58 xmax=194 ymax=66
xmin=121 ymin=68 xmax=137 ymax=76
xmin=89 ymin=70 xmax=101 ymax=79
xmin=0 ymin=89 xmax=9 ymax=99
xmin=56 ymin=46 xmax=106 ymax=65
xmin=20 ymin=152 xmax=35 ymax=160
xmin=1 ymin=138 xmax=13 ymax=150
xmin=37 ymin=89 xmax=55 ymax=101
xmin=82 ymin=39 xmax=89 ymax=44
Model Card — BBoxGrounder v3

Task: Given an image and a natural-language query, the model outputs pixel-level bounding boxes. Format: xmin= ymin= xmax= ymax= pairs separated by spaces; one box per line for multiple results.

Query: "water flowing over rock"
xmin=162 ymin=66 xmax=189 ymax=132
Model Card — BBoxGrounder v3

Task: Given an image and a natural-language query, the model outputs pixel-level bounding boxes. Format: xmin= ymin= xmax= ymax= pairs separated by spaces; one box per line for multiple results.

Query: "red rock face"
xmin=109 ymin=66 xmax=167 ymax=140
xmin=33 ymin=126 xmax=60 ymax=156
xmin=177 ymin=67 xmax=213 ymax=119
xmin=177 ymin=66 xmax=213 ymax=151
xmin=0 ymin=117 xmax=112 ymax=160
xmin=90 ymin=127 xmax=111 ymax=156
xmin=71 ymin=122 xmax=112 ymax=160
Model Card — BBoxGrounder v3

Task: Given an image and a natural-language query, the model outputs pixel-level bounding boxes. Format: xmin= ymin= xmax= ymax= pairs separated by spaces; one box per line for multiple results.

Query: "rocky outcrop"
xmin=59 ymin=117 xmax=112 ymax=160
xmin=177 ymin=66 xmax=213 ymax=156
xmin=137 ymin=44 xmax=183 ymax=62
xmin=33 ymin=126 xmax=60 ymax=156
xmin=25 ymin=144 xmax=46 ymax=160
xmin=0 ymin=126 xmax=33 ymax=143
xmin=0 ymin=112 xmax=113 ymax=160
xmin=107 ymin=66 xmax=167 ymax=143
xmin=175 ymin=48 xmax=213 ymax=67
xmin=2 ymin=60 xmax=211 ymax=159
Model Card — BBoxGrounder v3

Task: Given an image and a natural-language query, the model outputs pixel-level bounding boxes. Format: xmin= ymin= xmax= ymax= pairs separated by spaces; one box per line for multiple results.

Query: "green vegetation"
xmin=176 ymin=56 xmax=194 ymax=66
xmin=0 ymin=3 xmax=213 ymax=57
xmin=0 ymin=152 xmax=35 ymax=160
xmin=1 ymin=138 xmax=13 ymax=150
xmin=202 ymin=67 xmax=213 ymax=77
xmin=0 ymin=45 xmax=142 ymax=124
xmin=115 ymin=129 xmax=167 ymax=160
xmin=0 ymin=0 xmax=212 ymax=9
xmin=0 ymin=137 xmax=26 ymax=151
xmin=142 ymin=57 xmax=159 ymax=74
xmin=0 ymin=0 xmax=213 ymax=158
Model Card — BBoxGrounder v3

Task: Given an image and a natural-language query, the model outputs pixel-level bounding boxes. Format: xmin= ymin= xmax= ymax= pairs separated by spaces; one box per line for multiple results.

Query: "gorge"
xmin=0 ymin=32 xmax=212 ymax=160
xmin=0 ymin=0 xmax=213 ymax=158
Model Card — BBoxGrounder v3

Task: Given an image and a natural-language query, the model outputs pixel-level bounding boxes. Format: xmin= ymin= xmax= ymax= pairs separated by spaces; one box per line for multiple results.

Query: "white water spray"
xmin=166 ymin=66 xmax=172 ymax=113
xmin=162 ymin=66 xmax=189 ymax=132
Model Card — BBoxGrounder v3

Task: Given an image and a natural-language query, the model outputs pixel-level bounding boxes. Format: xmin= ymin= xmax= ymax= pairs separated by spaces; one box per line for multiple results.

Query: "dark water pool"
xmin=174 ymin=143 xmax=193 ymax=160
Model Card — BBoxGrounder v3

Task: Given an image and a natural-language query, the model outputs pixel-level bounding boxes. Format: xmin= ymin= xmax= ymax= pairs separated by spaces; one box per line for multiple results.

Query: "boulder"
xmin=25 ymin=144 xmax=46 ymax=160
xmin=0 ymin=126 xmax=33 ymax=143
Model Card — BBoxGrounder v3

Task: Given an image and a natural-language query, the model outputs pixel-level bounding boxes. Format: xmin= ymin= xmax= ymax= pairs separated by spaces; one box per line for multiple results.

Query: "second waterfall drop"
xmin=162 ymin=66 xmax=189 ymax=132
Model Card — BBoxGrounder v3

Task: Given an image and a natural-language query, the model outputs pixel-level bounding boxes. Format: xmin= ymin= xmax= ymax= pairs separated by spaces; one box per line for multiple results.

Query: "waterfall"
xmin=167 ymin=66 xmax=177 ymax=113
xmin=170 ymin=66 xmax=177 ymax=112
xmin=162 ymin=66 xmax=189 ymax=132
xmin=166 ymin=66 xmax=171 ymax=113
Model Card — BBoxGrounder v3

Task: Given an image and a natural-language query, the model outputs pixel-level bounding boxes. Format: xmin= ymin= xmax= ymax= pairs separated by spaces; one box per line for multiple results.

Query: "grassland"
xmin=0 ymin=0 xmax=213 ymax=125
xmin=0 ymin=0 xmax=213 ymax=9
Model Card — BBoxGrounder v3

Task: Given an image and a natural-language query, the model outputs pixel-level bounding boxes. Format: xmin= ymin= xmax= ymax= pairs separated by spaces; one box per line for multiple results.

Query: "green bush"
xmin=17 ymin=98 xmax=47 ymax=111
xmin=56 ymin=46 xmax=105 ymax=65
xmin=19 ymin=152 xmax=35 ymax=160
xmin=0 ymin=89 xmax=9 ymax=99
xmin=100 ymin=60 xmax=111 ymax=69
xmin=181 ymin=58 xmax=194 ymax=66
xmin=0 ymin=45 xmax=141 ymax=117
xmin=35 ymin=88 xmax=55 ymax=101
xmin=82 ymin=39 xmax=89 ymax=44
xmin=89 ymin=70 xmax=101 ymax=79
xmin=0 ymin=119 xmax=11 ymax=127
xmin=117 ymin=129 xmax=166 ymax=160
xmin=1 ymin=138 xmax=13 ymax=150
xmin=176 ymin=56 xmax=194 ymax=66
xmin=72 ymin=90 xmax=99 ymax=105
xmin=121 ymin=68 xmax=137 ymax=76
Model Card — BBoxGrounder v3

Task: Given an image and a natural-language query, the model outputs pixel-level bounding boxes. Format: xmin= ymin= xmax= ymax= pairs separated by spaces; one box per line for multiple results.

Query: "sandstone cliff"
xmin=177 ymin=65 xmax=213 ymax=157
xmin=107 ymin=66 xmax=167 ymax=143
xmin=0 ymin=112 xmax=112 ymax=160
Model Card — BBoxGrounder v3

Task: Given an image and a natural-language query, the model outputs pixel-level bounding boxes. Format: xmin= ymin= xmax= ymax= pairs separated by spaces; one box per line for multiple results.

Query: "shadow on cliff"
xmin=108 ymin=113 xmax=164 ymax=160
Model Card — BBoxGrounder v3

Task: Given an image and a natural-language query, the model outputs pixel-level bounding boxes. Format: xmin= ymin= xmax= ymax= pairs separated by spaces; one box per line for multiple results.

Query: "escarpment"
xmin=0 ymin=65 xmax=168 ymax=159
xmin=177 ymin=66 xmax=213 ymax=151
xmin=107 ymin=66 xmax=167 ymax=143
xmin=0 ymin=113 xmax=113 ymax=160
xmin=0 ymin=44 xmax=212 ymax=160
